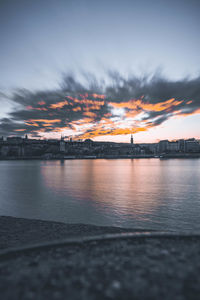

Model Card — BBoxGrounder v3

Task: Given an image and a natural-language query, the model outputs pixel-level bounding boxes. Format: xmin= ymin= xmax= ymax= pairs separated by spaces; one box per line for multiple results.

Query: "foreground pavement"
xmin=1 ymin=233 xmax=200 ymax=300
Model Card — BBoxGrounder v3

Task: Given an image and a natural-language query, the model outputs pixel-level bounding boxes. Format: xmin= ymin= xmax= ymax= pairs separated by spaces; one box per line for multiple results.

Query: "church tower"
xmin=130 ymin=134 xmax=134 ymax=144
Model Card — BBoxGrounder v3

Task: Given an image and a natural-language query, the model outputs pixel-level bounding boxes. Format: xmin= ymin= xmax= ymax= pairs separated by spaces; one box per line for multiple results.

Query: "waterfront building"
xmin=0 ymin=145 xmax=9 ymax=156
xmin=60 ymin=136 xmax=65 ymax=152
xmin=168 ymin=141 xmax=179 ymax=152
xmin=7 ymin=136 xmax=23 ymax=144
xmin=178 ymin=139 xmax=186 ymax=152
xmin=158 ymin=140 xmax=169 ymax=153
xmin=185 ymin=139 xmax=200 ymax=152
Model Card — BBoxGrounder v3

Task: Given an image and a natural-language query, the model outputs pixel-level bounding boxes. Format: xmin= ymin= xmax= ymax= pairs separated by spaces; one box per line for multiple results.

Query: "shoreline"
xmin=0 ymin=153 xmax=200 ymax=161
xmin=0 ymin=215 xmax=138 ymax=250
xmin=1 ymin=215 xmax=200 ymax=251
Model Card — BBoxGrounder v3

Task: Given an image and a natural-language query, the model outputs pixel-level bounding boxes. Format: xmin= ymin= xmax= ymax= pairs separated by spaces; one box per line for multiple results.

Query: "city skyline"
xmin=1 ymin=133 xmax=199 ymax=159
xmin=0 ymin=0 xmax=200 ymax=143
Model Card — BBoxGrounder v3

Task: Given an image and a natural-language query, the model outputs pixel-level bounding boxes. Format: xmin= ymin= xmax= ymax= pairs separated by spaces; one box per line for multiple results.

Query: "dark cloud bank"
xmin=0 ymin=71 xmax=200 ymax=138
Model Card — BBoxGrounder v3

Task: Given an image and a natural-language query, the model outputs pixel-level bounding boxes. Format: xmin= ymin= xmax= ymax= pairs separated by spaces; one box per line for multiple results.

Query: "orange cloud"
xmin=109 ymin=98 xmax=183 ymax=112
xmin=83 ymin=104 xmax=102 ymax=110
xmin=36 ymin=107 xmax=48 ymax=111
xmin=38 ymin=101 xmax=46 ymax=105
xmin=73 ymin=107 xmax=82 ymax=112
xmin=49 ymin=97 xmax=104 ymax=111
xmin=26 ymin=119 xmax=61 ymax=128
xmin=77 ymin=126 xmax=148 ymax=140
xmin=92 ymin=93 xmax=105 ymax=99
xmin=25 ymin=122 xmax=39 ymax=127
xmin=50 ymin=100 xmax=69 ymax=109
xmin=22 ymin=93 xmax=199 ymax=140
xmin=83 ymin=111 xmax=97 ymax=118
xmin=26 ymin=105 xmax=47 ymax=111
xmin=26 ymin=105 xmax=33 ymax=110
xmin=103 ymin=113 xmax=112 ymax=118
xmin=79 ymin=93 xmax=88 ymax=98
xmin=186 ymin=100 xmax=193 ymax=105
xmin=78 ymin=99 xmax=104 ymax=106
xmin=27 ymin=119 xmax=61 ymax=123
xmin=74 ymin=117 xmax=95 ymax=125
xmin=79 ymin=93 xmax=105 ymax=99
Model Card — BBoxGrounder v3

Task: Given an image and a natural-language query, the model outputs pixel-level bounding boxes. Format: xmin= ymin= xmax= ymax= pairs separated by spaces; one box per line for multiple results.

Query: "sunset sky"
xmin=0 ymin=0 xmax=199 ymax=143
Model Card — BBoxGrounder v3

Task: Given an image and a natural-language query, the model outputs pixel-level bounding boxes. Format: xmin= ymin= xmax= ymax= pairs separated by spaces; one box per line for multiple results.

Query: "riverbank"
xmin=1 ymin=216 xmax=200 ymax=299
xmin=0 ymin=216 xmax=138 ymax=250
xmin=0 ymin=154 xmax=155 ymax=160
xmin=1 ymin=153 xmax=200 ymax=160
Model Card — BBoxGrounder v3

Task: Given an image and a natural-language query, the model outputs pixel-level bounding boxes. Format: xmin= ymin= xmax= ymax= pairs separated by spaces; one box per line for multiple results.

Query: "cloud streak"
xmin=0 ymin=71 xmax=200 ymax=139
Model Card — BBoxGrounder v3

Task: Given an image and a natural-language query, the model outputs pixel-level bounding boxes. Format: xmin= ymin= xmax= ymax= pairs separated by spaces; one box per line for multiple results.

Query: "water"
xmin=0 ymin=159 xmax=200 ymax=231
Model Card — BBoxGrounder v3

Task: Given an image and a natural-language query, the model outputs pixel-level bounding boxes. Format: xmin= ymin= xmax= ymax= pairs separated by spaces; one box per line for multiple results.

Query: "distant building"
xmin=168 ymin=141 xmax=179 ymax=152
xmin=158 ymin=140 xmax=169 ymax=153
xmin=0 ymin=146 xmax=9 ymax=156
xmin=7 ymin=136 xmax=23 ymax=144
xmin=84 ymin=139 xmax=93 ymax=147
xmin=178 ymin=139 xmax=186 ymax=152
xmin=139 ymin=143 xmax=157 ymax=154
xmin=185 ymin=139 xmax=199 ymax=152
xmin=60 ymin=136 xmax=65 ymax=152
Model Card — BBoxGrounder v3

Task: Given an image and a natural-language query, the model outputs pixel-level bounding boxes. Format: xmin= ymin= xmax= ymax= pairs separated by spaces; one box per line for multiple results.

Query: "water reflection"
xmin=0 ymin=159 xmax=200 ymax=231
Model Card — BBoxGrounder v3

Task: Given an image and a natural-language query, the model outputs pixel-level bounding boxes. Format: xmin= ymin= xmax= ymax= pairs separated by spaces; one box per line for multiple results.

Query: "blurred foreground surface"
xmin=0 ymin=217 xmax=200 ymax=299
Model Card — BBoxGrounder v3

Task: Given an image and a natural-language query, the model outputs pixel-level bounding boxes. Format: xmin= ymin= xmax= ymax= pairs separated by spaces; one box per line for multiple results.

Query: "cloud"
xmin=0 ymin=71 xmax=200 ymax=138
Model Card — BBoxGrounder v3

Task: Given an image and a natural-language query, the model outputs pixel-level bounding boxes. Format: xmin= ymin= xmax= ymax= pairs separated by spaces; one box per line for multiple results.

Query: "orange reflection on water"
xmin=40 ymin=159 xmax=167 ymax=221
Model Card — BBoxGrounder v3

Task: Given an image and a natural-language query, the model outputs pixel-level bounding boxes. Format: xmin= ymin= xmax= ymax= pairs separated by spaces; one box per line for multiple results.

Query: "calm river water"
xmin=0 ymin=159 xmax=200 ymax=231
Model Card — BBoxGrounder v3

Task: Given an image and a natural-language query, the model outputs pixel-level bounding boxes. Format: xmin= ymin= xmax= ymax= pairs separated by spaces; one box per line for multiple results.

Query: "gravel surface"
xmin=0 ymin=216 xmax=200 ymax=300
xmin=0 ymin=216 xmax=135 ymax=250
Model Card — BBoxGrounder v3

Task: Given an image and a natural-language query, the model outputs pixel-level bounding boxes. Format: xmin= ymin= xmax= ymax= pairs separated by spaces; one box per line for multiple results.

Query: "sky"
xmin=0 ymin=0 xmax=199 ymax=143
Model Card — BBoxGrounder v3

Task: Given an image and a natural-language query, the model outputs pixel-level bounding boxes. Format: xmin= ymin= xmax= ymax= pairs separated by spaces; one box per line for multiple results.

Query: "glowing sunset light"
xmin=50 ymin=100 xmax=69 ymax=109
xmin=1 ymin=71 xmax=200 ymax=142
xmin=16 ymin=92 xmax=200 ymax=142
xmin=83 ymin=111 xmax=97 ymax=118
xmin=109 ymin=98 xmax=183 ymax=112
xmin=72 ymin=107 xmax=82 ymax=112
xmin=27 ymin=119 xmax=61 ymax=124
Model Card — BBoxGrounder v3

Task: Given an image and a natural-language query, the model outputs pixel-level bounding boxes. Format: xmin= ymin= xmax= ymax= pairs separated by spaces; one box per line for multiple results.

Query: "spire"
xmin=130 ymin=134 xmax=133 ymax=144
xmin=60 ymin=134 xmax=65 ymax=152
